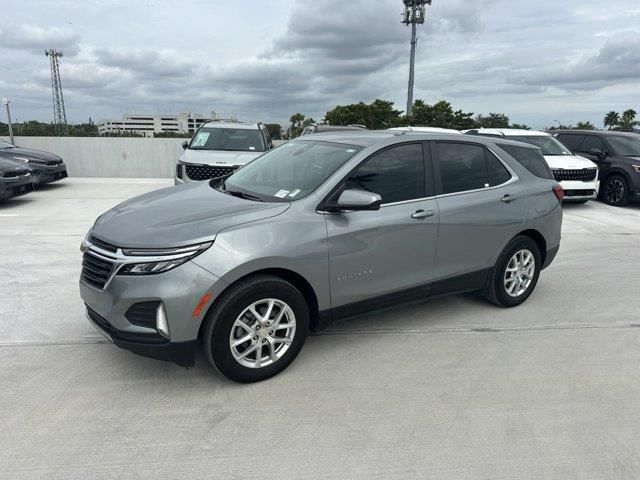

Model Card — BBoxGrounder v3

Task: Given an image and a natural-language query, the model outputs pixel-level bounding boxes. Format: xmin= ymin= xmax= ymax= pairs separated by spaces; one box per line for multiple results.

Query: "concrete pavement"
xmin=1 ymin=179 xmax=640 ymax=479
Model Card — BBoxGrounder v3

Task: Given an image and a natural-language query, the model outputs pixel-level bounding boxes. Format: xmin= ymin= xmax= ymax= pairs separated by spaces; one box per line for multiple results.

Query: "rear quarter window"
xmin=497 ymin=144 xmax=554 ymax=180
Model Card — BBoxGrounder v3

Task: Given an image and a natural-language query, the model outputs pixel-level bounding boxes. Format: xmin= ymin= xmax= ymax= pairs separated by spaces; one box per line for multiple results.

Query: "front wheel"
xmin=203 ymin=275 xmax=308 ymax=383
xmin=483 ymin=235 xmax=541 ymax=307
xmin=601 ymin=175 xmax=629 ymax=206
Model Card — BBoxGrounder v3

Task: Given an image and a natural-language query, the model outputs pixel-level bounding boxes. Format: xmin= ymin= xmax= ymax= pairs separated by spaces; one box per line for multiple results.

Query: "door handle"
xmin=411 ymin=209 xmax=435 ymax=219
xmin=501 ymin=194 xmax=517 ymax=203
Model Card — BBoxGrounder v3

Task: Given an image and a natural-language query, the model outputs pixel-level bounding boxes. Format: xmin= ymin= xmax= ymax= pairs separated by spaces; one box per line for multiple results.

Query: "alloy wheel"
xmin=504 ymin=249 xmax=535 ymax=298
xmin=229 ymin=298 xmax=296 ymax=368
xmin=605 ymin=178 xmax=624 ymax=204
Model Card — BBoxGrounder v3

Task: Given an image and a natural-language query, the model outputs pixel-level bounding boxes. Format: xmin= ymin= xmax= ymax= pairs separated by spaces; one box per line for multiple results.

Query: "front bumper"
xmin=80 ymin=260 xmax=228 ymax=366
xmin=560 ymin=179 xmax=599 ymax=201
xmin=29 ymin=163 xmax=67 ymax=185
xmin=0 ymin=175 xmax=34 ymax=200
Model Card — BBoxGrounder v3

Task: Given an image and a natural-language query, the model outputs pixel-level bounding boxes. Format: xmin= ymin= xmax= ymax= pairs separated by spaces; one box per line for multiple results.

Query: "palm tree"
xmin=619 ymin=109 xmax=638 ymax=129
xmin=603 ymin=111 xmax=620 ymax=130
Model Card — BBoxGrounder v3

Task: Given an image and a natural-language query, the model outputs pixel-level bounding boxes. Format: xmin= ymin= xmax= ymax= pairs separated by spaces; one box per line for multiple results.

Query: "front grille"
xmin=185 ymin=164 xmax=238 ymax=181
xmin=552 ymin=168 xmax=597 ymax=182
xmin=46 ymin=159 xmax=63 ymax=166
xmin=82 ymin=252 xmax=115 ymax=289
xmin=176 ymin=164 xmax=183 ymax=179
xmin=125 ymin=302 xmax=160 ymax=329
xmin=3 ymin=169 xmax=29 ymax=178
xmin=90 ymin=235 xmax=118 ymax=253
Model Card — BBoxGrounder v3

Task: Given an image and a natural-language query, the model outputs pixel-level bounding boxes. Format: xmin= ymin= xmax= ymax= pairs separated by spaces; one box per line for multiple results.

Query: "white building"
xmin=98 ymin=112 xmax=214 ymax=137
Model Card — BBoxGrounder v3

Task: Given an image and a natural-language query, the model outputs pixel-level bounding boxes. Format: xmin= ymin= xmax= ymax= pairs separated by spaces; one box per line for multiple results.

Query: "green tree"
xmin=323 ymin=99 xmax=401 ymax=130
xmin=619 ymin=109 xmax=638 ymax=129
xmin=510 ymin=123 xmax=530 ymax=130
xmin=287 ymin=113 xmax=314 ymax=138
xmin=575 ymin=121 xmax=596 ymax=130
xmin=475 ymin=113 xmax=510 ymax=128
xmin=410 ymin=100 xmax=475 ymax=130
xmin=265 ymin=123 xmax=282 ymax=140
xmin=603 ymin=111 xmax=620 ymax=130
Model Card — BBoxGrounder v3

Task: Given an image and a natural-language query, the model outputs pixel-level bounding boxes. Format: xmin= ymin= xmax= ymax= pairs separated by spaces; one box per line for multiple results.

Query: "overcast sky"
xmin=1 ymin=0 xmax=639 ymax=128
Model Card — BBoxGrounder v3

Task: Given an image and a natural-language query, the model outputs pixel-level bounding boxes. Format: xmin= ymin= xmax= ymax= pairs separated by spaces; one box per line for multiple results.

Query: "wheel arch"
xmin=516 ymin=229 xmax=547 ymax=266
xmin=198 ymin=268 xmax=321 ymax=340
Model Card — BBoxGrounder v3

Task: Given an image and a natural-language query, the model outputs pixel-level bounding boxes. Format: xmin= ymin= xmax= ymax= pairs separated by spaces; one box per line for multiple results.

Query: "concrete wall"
xmin=0 ymin=136 xmax=286 ymax=178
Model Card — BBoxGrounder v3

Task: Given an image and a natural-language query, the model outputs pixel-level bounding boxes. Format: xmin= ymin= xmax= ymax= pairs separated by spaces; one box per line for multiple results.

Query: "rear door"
xmin=325 ymin=142 xmax=439 ymax=308
xmin=431 ymin=141 xmax=526 ymax=284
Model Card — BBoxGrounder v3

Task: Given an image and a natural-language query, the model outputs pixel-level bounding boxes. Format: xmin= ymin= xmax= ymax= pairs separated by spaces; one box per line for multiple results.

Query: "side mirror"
xmin=182 ymin=140 xmax=189 ymax=150
xmin=326 ymin=189 xmax=382 ymax=212
xmin=588 ymin=148 xmax=605 ymax=159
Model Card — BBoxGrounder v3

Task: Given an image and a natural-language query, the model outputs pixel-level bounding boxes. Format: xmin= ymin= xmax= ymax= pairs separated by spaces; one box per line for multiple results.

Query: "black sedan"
xmin=0 ymin=157 xmax=34 ymax=201
xmin=0 ymin=140 xmax=67 ymax=185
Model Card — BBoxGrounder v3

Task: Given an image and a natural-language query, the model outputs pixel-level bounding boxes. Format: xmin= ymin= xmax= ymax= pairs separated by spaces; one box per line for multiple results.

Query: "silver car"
xmin=80 ymin=131 xmax=563 ymax=382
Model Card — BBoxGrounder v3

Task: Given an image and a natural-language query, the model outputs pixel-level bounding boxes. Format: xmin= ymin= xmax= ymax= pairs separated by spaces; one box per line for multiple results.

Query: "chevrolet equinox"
xmin=80 ymin=131 xmax=563 ymax=382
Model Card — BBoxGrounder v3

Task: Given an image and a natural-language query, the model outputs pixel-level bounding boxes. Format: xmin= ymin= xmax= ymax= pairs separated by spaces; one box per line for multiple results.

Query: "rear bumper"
xmin=542 ymin=244 xmax=560 ymax=270
xmin=86 ymin=306 xmax=197 ymax=367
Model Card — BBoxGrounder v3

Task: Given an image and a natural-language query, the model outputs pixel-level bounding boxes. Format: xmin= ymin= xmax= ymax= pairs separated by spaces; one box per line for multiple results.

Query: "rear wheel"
xmin=601 ymin=175 xmax=629 ymax=206
xmin=203 ymin=275 xmax=308 ymax=383
xmin=484 ymin=235 xmax=541 ymax=308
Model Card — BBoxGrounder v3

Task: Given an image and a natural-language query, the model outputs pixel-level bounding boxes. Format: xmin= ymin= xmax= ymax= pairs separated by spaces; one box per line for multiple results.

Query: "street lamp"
xmin=402 ymin=0 xmax=432 ymax=117
xmin=2 ymin=98 xmax=14 ymax=145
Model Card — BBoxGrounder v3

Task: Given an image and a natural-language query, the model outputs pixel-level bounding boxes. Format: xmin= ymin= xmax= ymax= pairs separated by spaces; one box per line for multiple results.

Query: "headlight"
xmin=633 ymin=165 xmax=640 ymax=173
xmin=118 ymin=241 xmax=213 ymax=275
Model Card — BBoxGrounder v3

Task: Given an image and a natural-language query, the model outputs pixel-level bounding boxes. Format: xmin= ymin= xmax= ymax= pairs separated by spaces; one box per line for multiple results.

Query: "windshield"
xmin=509 ymin=135 xmax=572 ymax=156
xmin=189 ymin=127 xmax=265 ymax=152
xmin=221 ymin=140 xmax=362 ymax=202
xmin=0 ymin=140 xmax=14 ymax=149
xmin=607 ymin=135 xmax=640 ymax=156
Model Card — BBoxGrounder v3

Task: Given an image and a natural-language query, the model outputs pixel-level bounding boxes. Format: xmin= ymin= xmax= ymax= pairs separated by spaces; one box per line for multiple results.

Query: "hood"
xmin=179 ymin=148 xmax=263 ymax=167
xmin=91 ymin=181 xmax=289 ymax=248
xmin=0 ymin=146 xmax=63 ymax=165
xmin=543 ymin=154 xmax=597 ymax=170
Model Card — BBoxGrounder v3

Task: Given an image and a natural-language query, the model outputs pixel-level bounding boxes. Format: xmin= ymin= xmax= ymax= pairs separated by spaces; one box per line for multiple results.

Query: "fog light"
xmin=156 ymin=303 xmax=170 ymax=339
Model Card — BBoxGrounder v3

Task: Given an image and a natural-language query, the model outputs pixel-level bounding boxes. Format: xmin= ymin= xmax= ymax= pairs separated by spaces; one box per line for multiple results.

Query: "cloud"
xmin=93 ymin=48 xmax=198 ymax=78
xmin=0 ymin=24 xmax=80 ymax=55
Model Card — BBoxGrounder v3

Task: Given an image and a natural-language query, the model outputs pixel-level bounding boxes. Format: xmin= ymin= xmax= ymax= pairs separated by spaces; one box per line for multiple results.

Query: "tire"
xmin=203 ymin=275 xmax=308 ymax=383
xmin=483 ymin=235 xmax=541 ymax=308
xmin=601 ymin=175 xmax=629 ymax=206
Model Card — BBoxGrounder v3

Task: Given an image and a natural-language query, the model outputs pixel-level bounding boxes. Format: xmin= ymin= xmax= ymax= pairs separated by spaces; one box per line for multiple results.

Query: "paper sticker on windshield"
xmin=347 ymin=149 xmax=356 ymax=153
xmin=289 ymin=189 xmax=301 ymax=198
xmin=192 ymin=132 xmax=210 ymax=147
xmin=249 ymin=146 xmax=255 ymax=150
xmin=274 ymin=190 xmax=290 ymax=198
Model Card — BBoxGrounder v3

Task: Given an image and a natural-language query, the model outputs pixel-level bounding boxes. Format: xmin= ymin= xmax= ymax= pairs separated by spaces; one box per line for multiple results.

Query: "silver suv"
xmin=174 ymin=121 xmax=273 ymax=184
xmin=81 ymin=131 xmax=562 ymax=382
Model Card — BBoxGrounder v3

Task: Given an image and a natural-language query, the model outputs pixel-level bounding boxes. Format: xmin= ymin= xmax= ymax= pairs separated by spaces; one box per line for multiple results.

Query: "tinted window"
xmin=436 ymin=143 xmax=488 ymax=194
xmin=606 ymin=135 xmax=640 ymax=156
xmin=486 ymin=150 xmax=512 ymax=186
xmin=581 ymin=135 xmax=606 ymax=153
xmin=225 ymin=140 xmax=362 ymax=201
xmin=344 ymin=143 xmax=425 ymax=204
xmin=190 ymin=127 xmax=265 ymax=152
xmin=498 ymin=144 xmax=554 ymax=180
xmin=555 ymin=134 xmax=584 ymax=152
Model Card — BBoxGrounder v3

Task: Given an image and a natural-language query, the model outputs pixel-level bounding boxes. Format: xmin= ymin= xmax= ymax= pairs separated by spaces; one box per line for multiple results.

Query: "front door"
xmin=324 ymin=142 xmax=439 ymax=309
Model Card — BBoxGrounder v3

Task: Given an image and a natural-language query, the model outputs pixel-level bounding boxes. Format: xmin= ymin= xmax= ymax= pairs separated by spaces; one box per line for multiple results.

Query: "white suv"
xmin=175 ymin=121 xmax=273 ymax=184
xmin=465 ymin=128 xmax=599 ymax=202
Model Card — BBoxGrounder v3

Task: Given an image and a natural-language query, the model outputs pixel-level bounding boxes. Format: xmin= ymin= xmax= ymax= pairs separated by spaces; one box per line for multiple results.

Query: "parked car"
xmin=0 ymin=139 xmax=67 ymax=185
xmin=175 ymin=121 xmax=273 ymax=184
xmin=465 ymin=129 xmax=599 ymax=203
xmin=553 ymin=130 xmax=640 ymax=206
xmin=300 ymin=123 xmax=366 ymax=136
xmin=0 ymin=156 xmax=34 ymax=201
xmin=81 ymin=131 xmax=562 ymax=382
xmin=388 ymin=126 xmax=462 ymax=134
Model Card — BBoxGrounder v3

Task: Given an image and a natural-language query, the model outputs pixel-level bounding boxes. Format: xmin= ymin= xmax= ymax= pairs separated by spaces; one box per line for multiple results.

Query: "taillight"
xmin=552 ymin=184 xmax=565 ymax=202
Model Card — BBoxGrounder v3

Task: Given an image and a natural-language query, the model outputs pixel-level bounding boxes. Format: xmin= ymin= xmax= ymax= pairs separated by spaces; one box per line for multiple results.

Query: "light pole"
xmin=402 ymin=0 xmax=431 ymax=118
xmin=2 ymin=98 xmax=14 ymax=145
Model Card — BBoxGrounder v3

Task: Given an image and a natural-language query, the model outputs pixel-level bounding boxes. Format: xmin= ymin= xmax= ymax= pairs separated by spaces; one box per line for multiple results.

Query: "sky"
xmin=1 ymin=0 xmax=639 ymax=129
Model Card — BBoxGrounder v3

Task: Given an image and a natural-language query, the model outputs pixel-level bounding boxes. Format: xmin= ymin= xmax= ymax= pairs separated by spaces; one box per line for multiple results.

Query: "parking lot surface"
xmin=2 ymin=178 xmax=640 ymax=479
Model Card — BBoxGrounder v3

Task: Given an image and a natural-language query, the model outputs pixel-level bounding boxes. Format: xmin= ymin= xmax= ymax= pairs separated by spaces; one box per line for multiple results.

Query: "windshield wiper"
xmin=225 ymin=189 xmax=264 ymax=202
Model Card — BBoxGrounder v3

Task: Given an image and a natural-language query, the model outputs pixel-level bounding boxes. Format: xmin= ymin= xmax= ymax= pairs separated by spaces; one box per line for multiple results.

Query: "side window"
xmin=556 ymin=134 xmax=584 ymax=152
xmin=497 ymin=144 xmax=554 ymax=180
xmin=435 ymin=143 xmax=488 ymax=194
xmin=486 ymin=150 xmax=512 ymax=186
xmin=581 ymin=135 xmax=605 ymax=153
xmin=344 ymin=143 xmax=425 ymax=204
